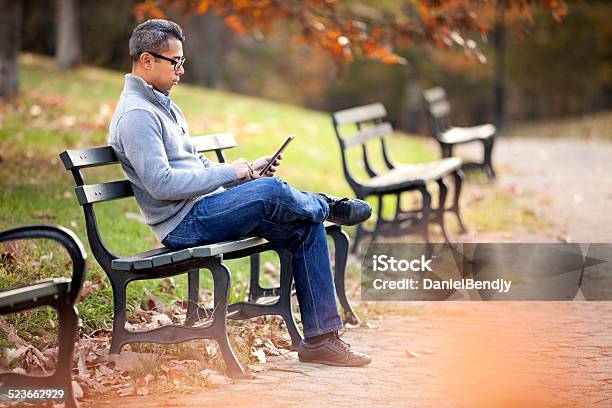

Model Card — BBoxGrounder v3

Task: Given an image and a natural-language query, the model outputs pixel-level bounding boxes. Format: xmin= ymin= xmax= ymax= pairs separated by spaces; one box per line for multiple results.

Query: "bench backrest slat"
xmin=423 ymin=87 xmax=451 ymax=118
xmin=60 ymin=146 xmax=118 ymax=170
xmin=332 ymin=103 xmax=386 ymax=126
xmin=191 ymin=132 xmax=237 ymax=152
xmin=343 ymin=122 xmax=393 ymax=148
xmin=75 ymin=180 xmax=134 ymax=205
xmin=62 ymin=132 xmax=238 ymax=208
xmin=331 ymin=103 xmax=398 ymax=191
xmin=423 ymin=86 xmax=452 ymax=135
xmin=428 ymin=100 xmax=451 ymax=118
xmin=422 ymin=86 xmax=446 ymax=104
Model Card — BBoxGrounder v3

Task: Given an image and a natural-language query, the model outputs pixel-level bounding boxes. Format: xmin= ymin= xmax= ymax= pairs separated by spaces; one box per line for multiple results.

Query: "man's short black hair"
xmin=129 ymin=19 xmax=185 ymax=61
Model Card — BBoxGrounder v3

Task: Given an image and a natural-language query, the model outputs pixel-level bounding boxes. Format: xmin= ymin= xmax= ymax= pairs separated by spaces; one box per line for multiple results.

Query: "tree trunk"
xmin=493 ymin=0 xmax=508 ymax=128
xmin=399 ymin=61 xmax=422 ymax=134
xmin=0 ymin=0 xmax=22 ymax=101
xmin=55 ymin=0 xmax=81 ymax=69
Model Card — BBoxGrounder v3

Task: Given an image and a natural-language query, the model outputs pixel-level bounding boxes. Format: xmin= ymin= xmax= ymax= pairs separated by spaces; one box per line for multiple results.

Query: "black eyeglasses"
xmin=141 ymin=51 xmax=185 ymax=70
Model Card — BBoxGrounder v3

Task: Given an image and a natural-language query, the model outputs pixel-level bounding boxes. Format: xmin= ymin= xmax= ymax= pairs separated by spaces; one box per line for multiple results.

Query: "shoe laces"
xmin=329 ymin=332 xmax=351 ymax=351
xmin=330 ymin=198 xmax=351 ymax=219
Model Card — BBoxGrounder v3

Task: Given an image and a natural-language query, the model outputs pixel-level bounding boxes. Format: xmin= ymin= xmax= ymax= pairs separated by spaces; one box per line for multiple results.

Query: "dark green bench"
xmin=59 ymin=132 xmax=358 ymax=378
xmin=332 ymin=104 xmax=468 ymax=251
xmin=0 ymin=224 xmax=87 ymax=408
xmin=423 ymin=86 xmax=496 ymax=178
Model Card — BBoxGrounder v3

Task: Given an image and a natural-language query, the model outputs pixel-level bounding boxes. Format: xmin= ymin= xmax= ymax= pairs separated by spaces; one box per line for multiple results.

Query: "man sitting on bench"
xmin=108 ymin=19 xmax=372 ymax=367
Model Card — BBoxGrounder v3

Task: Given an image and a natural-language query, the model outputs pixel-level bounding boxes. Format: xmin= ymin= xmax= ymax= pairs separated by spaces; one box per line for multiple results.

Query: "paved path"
xmin=458 ymin=137 xmax=612 ymax=242
xmin=89 ymin=302 xmax=612 ymax=408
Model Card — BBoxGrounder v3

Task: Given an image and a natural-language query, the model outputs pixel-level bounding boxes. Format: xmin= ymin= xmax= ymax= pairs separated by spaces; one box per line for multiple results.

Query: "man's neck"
xmin=130 ymin=72 xmax=167 ymax=94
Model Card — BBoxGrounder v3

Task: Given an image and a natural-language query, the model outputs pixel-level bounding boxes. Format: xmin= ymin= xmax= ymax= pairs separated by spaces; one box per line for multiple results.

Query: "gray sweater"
xmin=108 ymin=74 xmax=238 ymax=241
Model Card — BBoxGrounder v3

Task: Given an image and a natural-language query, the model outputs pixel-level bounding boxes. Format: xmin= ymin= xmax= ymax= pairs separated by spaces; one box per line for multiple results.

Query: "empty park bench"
xmin=423 ymin=86 xmax=496 ymax=178
xmin=332 ymin=103 xmax=467 ymax=251
xmin=59 ymin=132 xmax=358 ymax=378
xmin=0 ymin=224 xmax=87 ymax=408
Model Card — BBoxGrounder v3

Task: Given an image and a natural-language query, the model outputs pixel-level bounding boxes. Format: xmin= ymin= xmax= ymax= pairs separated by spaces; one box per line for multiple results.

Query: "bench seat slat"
xmin=191 ymin=237 xmax=268 ymax=258
xmin=361 ymin=158 xmax=462 ymax=191
xmin=111 ymin=248 xmax=171 ymax=271
xmin=333 ymin=103 xmax=386 ymax=126
xmin=111 ymin=237 xmax=269 ymax=271
xmin=75 ymin=180 xmax=134 ymax=205
xmin=0 ymin=279 xmax=70 ymax=312
xmin=170 ymin=248 xmax=193 ymax=263
xmin=344 ymin=122 xmax=393 ymax=148
xmin=440 ymin=124 xmax=496 ymax=144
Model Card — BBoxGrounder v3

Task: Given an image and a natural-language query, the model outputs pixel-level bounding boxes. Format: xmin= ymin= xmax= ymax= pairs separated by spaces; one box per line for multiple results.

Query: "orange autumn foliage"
xmin=133 ymin=0 xmax=567 ymax=67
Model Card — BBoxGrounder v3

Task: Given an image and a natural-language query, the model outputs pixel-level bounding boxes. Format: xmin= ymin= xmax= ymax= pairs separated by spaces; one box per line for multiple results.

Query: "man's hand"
xmin=252 ymin=154 xmax=283 ymax=179
xmin=231 ymin=158 xmax=255 ymax=181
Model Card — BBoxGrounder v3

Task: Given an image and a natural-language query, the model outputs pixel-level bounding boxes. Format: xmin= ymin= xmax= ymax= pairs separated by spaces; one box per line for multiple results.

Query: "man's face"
xmin=146 ymin=37 xmax=185 ymax=93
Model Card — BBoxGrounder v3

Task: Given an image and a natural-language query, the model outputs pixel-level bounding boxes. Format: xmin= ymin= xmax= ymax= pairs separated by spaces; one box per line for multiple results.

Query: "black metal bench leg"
xmin=351 ymin=223 xmax=364 ymax=254
xmin=208 ymin=258 xmax=246 ymax=378
xmin=109 ymin=275 xmax=129 ymax=354
xmin=436 ymin=178 xmax=450 ymax=243
xmin=276 ymin=249 xmax=302 ymax=350
xmin=451 ymin=170 xmax=468 ymax=233
xmin=248 ymin=254 xmax=269 ymax=302
xmin=329 ymin=226 xmax=360 ymax=325
xmin=394 ymin=193 xmax=402 ymax=220
xmin=0 ymin=299 xmax=79 ymax=408
xmin=55 ymin=301 xmax=79 ymax=408
xmin=186 ymin=269 xmax=200 ymax=326
xmin=440 ymin=142 xmax=453 ymax=158
xmin=418 ymin=186 xmax=432 ymax=243
xmin=372 ymin=194 xmax=384 ymax=242
xmin=483 ymin=137 xmax=496 ymax=179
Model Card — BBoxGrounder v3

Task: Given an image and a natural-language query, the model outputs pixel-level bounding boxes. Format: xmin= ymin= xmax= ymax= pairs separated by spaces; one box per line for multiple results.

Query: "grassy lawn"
xmin=0 ymin=54 xmax=535 ymax=347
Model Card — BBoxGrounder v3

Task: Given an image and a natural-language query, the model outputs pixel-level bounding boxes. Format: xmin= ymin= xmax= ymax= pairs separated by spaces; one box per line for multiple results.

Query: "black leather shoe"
xmin=318 ymin=194 xmax=372 ymax=226
xmin=297 ymin=333 xmax=372 ymax=367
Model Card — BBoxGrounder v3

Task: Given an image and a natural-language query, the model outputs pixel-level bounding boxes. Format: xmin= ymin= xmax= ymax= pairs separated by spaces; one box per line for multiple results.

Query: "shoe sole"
xmin=298 ymin=356 xmax=371 ymax=367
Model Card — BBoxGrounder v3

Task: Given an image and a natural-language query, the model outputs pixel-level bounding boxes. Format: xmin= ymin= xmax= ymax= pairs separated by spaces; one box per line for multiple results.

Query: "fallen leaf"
xmin=252 ymin=349 xmax=266 ymax=364
xmin=112 ymin=351 xmax=152 ymax=372
xmin=136 ymin=386 xmax=149 ymax=396
xmin=151 ymin=313 xmax=173 ymax=326
xmin=144 ymin=374 xmax=155 ymax=386
xmin=200 ymin=369 xmax=231 ymax=385
xmin=117 ymin=384 xmax=135 ymax=396
xmin=77 ymin=349 xmax=88 ymax=377
xmin=72 ymin=380 xmax=84 ymax=399
xmin=144 ymin=288 xmax=166 ymax=313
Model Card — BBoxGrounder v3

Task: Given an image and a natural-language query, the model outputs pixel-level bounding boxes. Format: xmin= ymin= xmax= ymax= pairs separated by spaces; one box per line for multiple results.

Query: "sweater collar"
xmin=123 ymin=74 xmax=171 ymax=110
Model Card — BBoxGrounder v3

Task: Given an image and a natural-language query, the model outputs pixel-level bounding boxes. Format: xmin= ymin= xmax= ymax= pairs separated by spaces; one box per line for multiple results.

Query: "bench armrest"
xmin=0 ymin=224 xmax=87 ymax=305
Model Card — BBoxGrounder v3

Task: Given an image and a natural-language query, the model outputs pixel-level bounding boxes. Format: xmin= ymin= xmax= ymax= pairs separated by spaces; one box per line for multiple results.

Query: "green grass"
xmin=0 ymin=54 xmax=530 ymax=348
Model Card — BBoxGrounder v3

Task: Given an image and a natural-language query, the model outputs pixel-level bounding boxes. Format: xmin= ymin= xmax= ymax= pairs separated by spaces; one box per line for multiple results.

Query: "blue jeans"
xmin=161 ymin=177 xmax=343 ymax=337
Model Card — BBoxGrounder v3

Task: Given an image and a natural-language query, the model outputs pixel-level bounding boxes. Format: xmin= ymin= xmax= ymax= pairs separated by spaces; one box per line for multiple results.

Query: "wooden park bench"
xmin=423 ymin=86 xmax=496 ymax=178
xmin=59 ymin=132 xmax=358 ymax=378
xmin=0 ymin=224 xmax=87 ymax=408
xmin=332 ymin=103 xmax=467 ymax=251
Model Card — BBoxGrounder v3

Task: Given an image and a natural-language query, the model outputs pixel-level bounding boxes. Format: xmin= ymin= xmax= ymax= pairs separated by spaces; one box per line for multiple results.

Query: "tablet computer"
xmin=259 ymin=135 xmax=295 ymax=176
